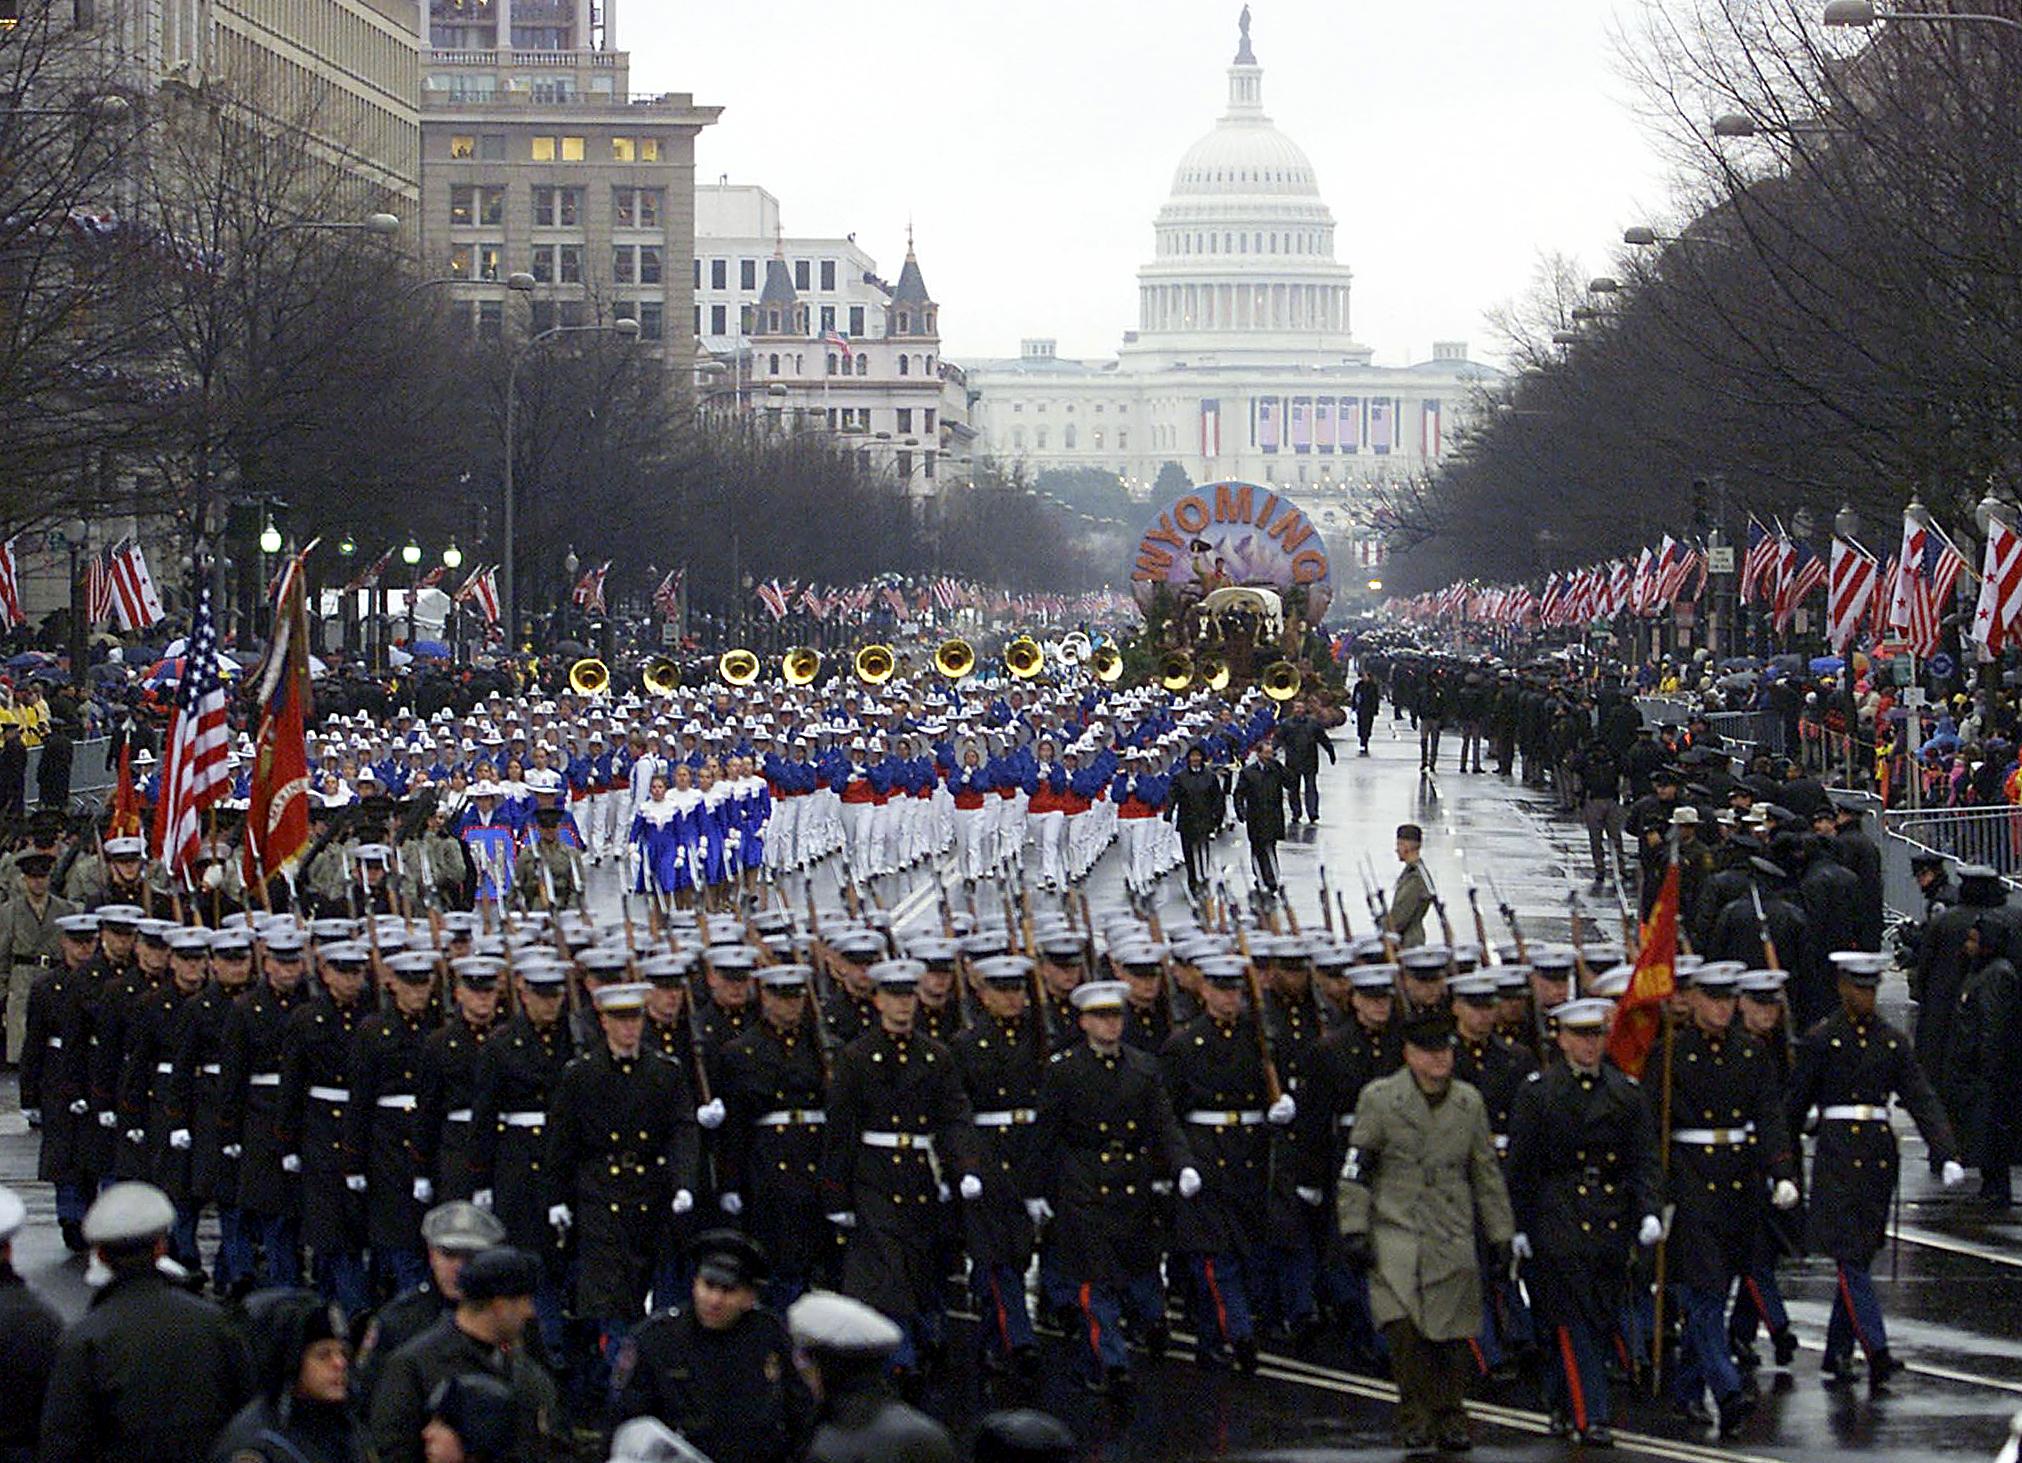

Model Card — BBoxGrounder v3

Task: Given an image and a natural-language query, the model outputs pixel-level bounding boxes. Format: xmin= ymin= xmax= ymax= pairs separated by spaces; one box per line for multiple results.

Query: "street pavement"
xmin=5 ymin=719 xmax=2019 ymax=1461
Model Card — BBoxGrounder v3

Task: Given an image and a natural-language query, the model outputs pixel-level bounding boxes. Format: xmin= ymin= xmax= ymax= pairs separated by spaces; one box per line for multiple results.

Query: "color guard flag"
xmin=108 ymin=540 xmax=165 ymax=631
xmin=245 ymin=554 xmax=312 ymax=889
xmin=1606 ymin=855 xmax=1678 ymax=1080
xmin=0 ymin=538 xmax=23 ymax=629
xmin=151 ymin=586 xmax=231 ymax=881
xmin=1971 ymin=516 xmax=2022 ymax=657
xmin=1827 ymin=537 xmax=1878 ymax=655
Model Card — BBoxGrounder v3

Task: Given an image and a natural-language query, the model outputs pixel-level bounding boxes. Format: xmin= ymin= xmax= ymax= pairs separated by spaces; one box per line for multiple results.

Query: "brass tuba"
xmin=1200 ymin=655 xmax=1233 ymax=693
xmin=933 ymin=638 xmax=975 ymax=680
xmin=1260 ymin=660 xmax=1304 ymax=701
xmin=1003 ymin=635 xmax=1044 ymax=680
xmin=783 ymin=646 xmax=822 ymax=685
xmin=642 ymin=657 xmax=681 ymax=696
xmin=1091 ymin=644 xmax=1124 ymax=683
xmin=1058 ymin=630 xmax=1091 ymax=667
xmin=568 ymin=658 xmax=610 ymax=696
xmin=1157 ymin=650 xmax=1193 ymax=692
xmin=854 ymin=644 xmax=896 ymax=685
xmin=718 ymin=648 xmax=761 ymax=686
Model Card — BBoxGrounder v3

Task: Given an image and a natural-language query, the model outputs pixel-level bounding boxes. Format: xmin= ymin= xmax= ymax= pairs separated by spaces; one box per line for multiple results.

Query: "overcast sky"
xmin=630 ymin=0 xmax=1678 ymax=368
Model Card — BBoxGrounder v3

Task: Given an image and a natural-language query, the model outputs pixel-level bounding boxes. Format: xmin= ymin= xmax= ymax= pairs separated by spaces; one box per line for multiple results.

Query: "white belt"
xmin=1671 ymin=1124 xmax=1754 ymax=1146
xmin=308 ymin=1085 xmax=350 ymax=1103
xmin=501 ymin=1110 xmax=546 ymax=1128
xmin=862 ymin=1130 xmax=934 ymax=1151
xmin=756 ymin=1108 xmax=826 ymax=1126
xmin=974 ymin=1108 xmax=1036 ymax=1128
xmin=1822 ymin=1104 xmax=1891 ymax=1122
xmin=1187 ymin=1109 xmax=1265 ymax=1127
xmin=376 ymin=1094 xmax=418 ymax=1111
xmin=154 ymin=1061 xmax=173 ymax=1075
xmin=1336 ymin=1114 xmax=1356 ymax=1130
xmin=200 ymin=1063 xmax=221 ymax=1076
xmin=249 ymin=1072 xmax=280 ymax=1087
xmin=1494 ymin=1133 xmax=1509 ymax=1154
xmin=44 ymin=1036 xmax=60 ymax=1049
xmin=447 ymin=1108 xmax=473 ymax=1123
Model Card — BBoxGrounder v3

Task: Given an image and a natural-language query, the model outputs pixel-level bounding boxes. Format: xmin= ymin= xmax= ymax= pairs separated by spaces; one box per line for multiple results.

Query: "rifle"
xmin=1360 ymin=854 xmax=1399 ymax=962
xmin=1419 ymin=859 xmax=1457 ymax=975
xmin=1335 ymin=888 xmax=1355 ymax=940
xmin=1465 ymin=880 xmax=1492 ymax=963
xmin=937 ymin=877 xmax=956 ymax=938
xmin=1018 ymin=877 xmax=1051 ymax=1054
xmin=1488 ymin=871 xmax=1528 ymax=964
xmin=1222 ymin=877 xmax=1283 ymax=1104
xmin=1567 ymin=890 xmax=1591 ymax=995
xmin=1749 ymin=882 xmax=1782 ymax=971
xmin=1604 ymin=838 xmax=1636 ymax=954
xmin=1318 ymin=862 xmax=1335 ymax=937
xmin=1280 ymin=887 xmax=1301 ymax=937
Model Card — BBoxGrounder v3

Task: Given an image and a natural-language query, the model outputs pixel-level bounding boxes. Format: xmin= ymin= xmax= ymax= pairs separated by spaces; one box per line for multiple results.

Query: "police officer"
xmin=1789 ymin=950 xmax=1964 ymax=1390
xmin=716 ymin=962 xmax=832 ymax=1303
xmin=545 ymin=980 xmax=700 ymax=1371
xmin=612 ymin=1229 xmax=814 ymax=1463
xmin=353 ymin=1198 xmax=505 ymax=1407
xmin=1506 ymin=996 xmax=1663 ymax=1447
xmin=38 ymin=1182 xmax=254 ymax=1463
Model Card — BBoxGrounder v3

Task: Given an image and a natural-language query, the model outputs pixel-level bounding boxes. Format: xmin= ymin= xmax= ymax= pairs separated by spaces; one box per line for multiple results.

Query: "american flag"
xmin=652 ymin=566 xmax=684 ymax=619
xmin=571 ymin=561 xmax=609 ymax=613
xmin=1827 ymin=537 xmax=1879 ymax=655
xmin=1773 ymin=539 xmax=1826 ymax=633
xmin=1870 ymin=553 xmax=1897 ymax=644
xmin=414 ymin=565 xmax=447 ymax=591
xmin=1739 ymin=517 xmax=1779 ymax=606
xmin=344 ymin=549 xmax=391 ymax=592
xmin=1891 ymin=511 xmax=1968 ymax=657
xmin=151 ymin=586 xmax=232 ymax=880
xmin=755 ymin=578 xmax=791 ymax=621
xmin=0 ymin=537 xmax=24 ymax=629
xmin=452 ymin=565 xmax=500 ymax=625
xmin=822 ymin=328 xmax=853 ymax=362
xmin=1972 ymin=518 xmax=2022 ymax=657
xmin=84 ymin=547 xmax=113 ymax=627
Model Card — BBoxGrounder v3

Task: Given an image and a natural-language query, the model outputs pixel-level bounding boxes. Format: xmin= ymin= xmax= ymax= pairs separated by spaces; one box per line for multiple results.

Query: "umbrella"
xmin=1716 ymin=671 xmax=1759 ymax=693
xmin=1810 ymin=656 xmax=1846 ymax=674
xmin=410 ymin=640 xmax=451 ymax=660
xmin=4 ymin=652 xmax=54 ymax=670
xmin=1717 ymin=656 xmax=1762 ymax=671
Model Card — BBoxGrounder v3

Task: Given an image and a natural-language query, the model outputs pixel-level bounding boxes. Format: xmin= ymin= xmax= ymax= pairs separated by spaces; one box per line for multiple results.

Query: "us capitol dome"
xmin=962 ymin=8 xmax=1494 ymax=502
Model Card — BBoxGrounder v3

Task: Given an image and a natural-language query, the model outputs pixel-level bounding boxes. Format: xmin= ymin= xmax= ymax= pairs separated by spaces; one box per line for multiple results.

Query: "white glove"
xmin=1511 ymin=1232 xmax=1533 ymax=1261
xmin=281 ymin=1153 xmax=302 ymax=1174
xmin=1295 ymin=1185 xmax=1324 ymax=1207
xmin=472 ymin=1188 xmax=493 ymax=1210
xmin=169 ymin=1128 xmax=192 ymax=1151
xmin=549 ymin=1203 xmax=573 ymax=1230
xmin=124 ymin=1127 xmax=144 ymax=1145
xmin=959 ymin=1173 xmax=983 ymax=1201
xmin=202 ymin=863 xmax=224 ymax=891
xmin=825 ymin=1210 xmax=857 ymax=1229
xmin=1638 ymin=1214 xmax=1663 ymax=1247
xmin=23 ymin=1109 xmax=39 ymax=1129
xmin=1803 ymin=1105 xmax=1821 ymax=1135
xmin=345 ymin=1173 xmax=367 ymax=1193
xmin=720 ymin=1191 xmax=744 ymax=1216
xmin=936 ymin=1181 xmax=951 ymax=1202
xmin=97 ymin=1109 xmax=117 ymax=1128
xmin=696 ymin=1098 xmax=726 ymax=1130
xmin=1942 ymin=1159 xmax=1967 ymax=1188
xmin=1178 ymin=1166 xmax=1203 ymax=1199
xmin=221 ymin=1143 xmax=241 ymax=1160
xmin=1025 ymin=1197 xmax=1054 ymax=1223
xmin=413 ymin=1177 xmax=434 ymax=1204
xmin=1771 ymin=1179 xmax=1799 ymax=1210
xmin=671 ymin=1189 xmax=694 ymax=1215
xmin=1267 ymin=1093 xmax=1297 ymax=1125
xmin=68 ymin=1099 xmax=88 ymax=1115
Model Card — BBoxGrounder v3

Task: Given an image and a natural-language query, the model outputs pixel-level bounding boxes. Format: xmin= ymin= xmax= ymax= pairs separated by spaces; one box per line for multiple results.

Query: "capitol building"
xmin=963 ymin=10 xmax=1496 ymax=504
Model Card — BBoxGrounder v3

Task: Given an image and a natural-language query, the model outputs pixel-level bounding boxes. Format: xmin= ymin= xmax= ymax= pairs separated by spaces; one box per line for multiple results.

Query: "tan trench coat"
xmin=1335 ymin=1067 xmax=1515 ymax=1341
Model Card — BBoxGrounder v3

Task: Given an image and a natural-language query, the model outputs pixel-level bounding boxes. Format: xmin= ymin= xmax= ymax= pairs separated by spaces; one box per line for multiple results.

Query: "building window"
xmin=794 ymin=259 xmax=810 ymax=291
xmin=897 ymin=408 xmax=912 ymax=432
xmin=1012 ymin=403 xmax=1022 ymax=413
xmin=820 ymin=259 xmax=836 ymax=291
xmin=1036 ymin=428 xmax=1048 ymax=449
xmin=480 ymin=133 xmax=505 ymax=162
xmin=926 ymin=354 xmax=934 ymax=372
xmin=560 ymin=136 xmax=584 ymax=161
xmin=1065 ymin=426 xmax=1077 ymax=449
xmin=1094 ymin=430 xmax=1103 ymax=449
xmin=768 ymin=353 xmax=780 ymax=375
xmin=711 ymin=304 xmax=726 ymax=334
xmin=558 ymin=245 xmax=583 ymax=283
xmin=924 ymin=409 xmax=935 ymax=432
xmin=740 ymin=259 xmax=756 ymax=291
xmin=711 ymin=259 xmax=727 ymax=290
xmin=612 ymin=247 xmax=634 ymax=284
xmin=613 ymin=187 xmax=662 ymax=228
xmin=819 ymin=305 xmax=835 ymax=331
xmin=1118 ymin=430 xmax=1128 ymax=449
xmin=531 ymin=301 xmax=556 ymax=333
xmin=475 ymin=300 xmax=502 ymax=341
xmin=898 ymin=356 xmax=909 ymax=376
xmin=896 ymin=311 xmax=909 ymax=333
xmin=694 ymin=258 xmax=702 ymax=287
xmin=694 ymin=306 xmax=702 ymax=334
xmin=450 ymin=185 xmax=503 ymax=226
xmin=530 ymin=245 xmax=554 ymax=283
xmin=924 ymin=454 xmax=935 ymax=480
xmin=827 ymin=353 xmax=838 ymax=376
xmin=638 ymin=246 xmax=661 ymax=284
xmin=531 ymin=136 xmax=556 ymax=161
xmin=1012 ymin=428 xmax=1025 ymax=449
xmin=849 ymin=305 xmax=865 ymax=335
xmin=532 ymin=186 xmax=582 ymax=227
xmin=741 ymin=305 xmax=755 ymax=334
xmin=856 ymin=355 xmax=868 ymax=376
xmin=898 ymin=452 xmax=912 ymax=480
xmin=612 ymin=137 xmax=634 ymax=162
xmin=559 ymin=301 xmax=585 ymax=327
xmin=636 ymin=302 xmax=664 ymax=341
xmin=449 ymin=134 xmax=476 ymax=159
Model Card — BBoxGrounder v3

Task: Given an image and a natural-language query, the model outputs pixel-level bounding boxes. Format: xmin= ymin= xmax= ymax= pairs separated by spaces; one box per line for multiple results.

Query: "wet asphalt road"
xmin=5 ymin=718 xmax=2019 ymax=1461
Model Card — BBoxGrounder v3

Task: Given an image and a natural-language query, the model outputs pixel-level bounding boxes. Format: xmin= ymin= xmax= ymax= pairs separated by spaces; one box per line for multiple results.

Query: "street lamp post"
xmin=441 ymin=540 xmax=464 ymax=663
xmin=401 ymin=538 xmax=422 ymax=652
xmin=502 ymin=317 xmax=640 ymax=647
xmin=1824 ymin=0 xmax=2022 ymax=34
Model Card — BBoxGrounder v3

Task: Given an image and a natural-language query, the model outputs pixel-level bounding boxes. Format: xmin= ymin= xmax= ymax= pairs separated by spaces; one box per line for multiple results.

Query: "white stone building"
xmin=962 ymin=9 xmax=1495 ymax=506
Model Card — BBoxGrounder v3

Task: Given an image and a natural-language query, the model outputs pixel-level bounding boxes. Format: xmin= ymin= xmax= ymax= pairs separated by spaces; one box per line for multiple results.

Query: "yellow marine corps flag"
xmin=1606 ymin=855 xmax=1678 ymax=1079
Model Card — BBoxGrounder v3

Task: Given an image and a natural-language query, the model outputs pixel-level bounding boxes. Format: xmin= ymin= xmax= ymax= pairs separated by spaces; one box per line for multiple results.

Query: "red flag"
xmin=109 ymin=743 xmax=141 ymax=838
xmin=1606 ymin=858 xmax=1678 ymax=1079
xmin=244 ymin=556 xmax=313 ymax=891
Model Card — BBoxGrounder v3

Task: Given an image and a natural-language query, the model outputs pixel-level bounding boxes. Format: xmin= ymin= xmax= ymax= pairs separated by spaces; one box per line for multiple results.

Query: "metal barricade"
xmin=1881 ymin=806 xmax=2022 ymax=882
xmin=1635 ymin=698 xmax=1789 ymax=757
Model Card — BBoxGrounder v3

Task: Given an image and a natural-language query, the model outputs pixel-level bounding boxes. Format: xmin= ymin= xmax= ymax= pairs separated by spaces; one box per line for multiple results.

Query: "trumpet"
xmin=933 ymin=638 xmax=975 ymax=679
xmin=1158 ymin=650 xmax=1193 ymax=692
xmin=1004 ymin=635 xmax=1044 ymax=680
xmin=854 ymin=643 xmax=896 ymax=685
xmin=1091 ymin=644 xmax=1124 ymax=683
xmin=642 ymin=657 xmax=681 ymax=696
xmin=568 ymin=658 xmax=610 ymax=696
xmin=783 ymin=646 xmax=822 ymax=685
xmin=1260 ymin=660 xmax=1304 ymax=702
xmin=718 ymin=648 xmax=761 ymax=686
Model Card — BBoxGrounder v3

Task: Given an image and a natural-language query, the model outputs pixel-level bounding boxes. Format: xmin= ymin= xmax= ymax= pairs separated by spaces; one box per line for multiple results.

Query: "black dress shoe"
xmin=1675 ymin=1398 xmax=1714 ymax=1428
xmin=1821 ymin=1350 xmax=1858 ymax=1386
xmin=58 ymin=1218 xmax=84 ymax=1253
xmin=1581 ymin=1423 xmax=1614 ymax=1448
xmin=1398 ymin=1430 xmax=1434 ymax=1455
xmin=1868 ymin=1349 xmax=1903 ymax=1393
xmin=1436 ymin=1428 xmax=1473 ymax=1452
xmin=1233 ymin=1336 xmax=1260 ymax=1374
xmin=1547 ymin=1411 xmax=1574 ymax=1439
xmin=1771 ymin=1326 xmax=1799 ymax=1367
xmin=1141 ymin=1319 xmax=1169 ymax=1360
xmin=1717 ymin=1390 xmax=1756 ymax=1436
xmin=1106 ymin=1364 xmax=1135 ymax=1393
xmin=1012 ymin=1344 xmax=1040 ymax=1379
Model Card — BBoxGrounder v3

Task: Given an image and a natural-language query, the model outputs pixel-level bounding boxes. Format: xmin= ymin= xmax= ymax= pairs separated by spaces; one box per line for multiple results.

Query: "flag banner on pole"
xmin=1739 ymin=517 xmax=1779 ymax=605
xmin=151 ymin=585 xmax=231 ymax=881
xmin=0 ymin=538 xmax=23 ymax=629
xmin=344 ymin=550 xmax=392 ymax=593
xmin=245 ymin=554 xmax=312 ymax=888
xmin=1606 ymin=857 xmax=1678 ymax=1079
xmin=1773 ymin=539 xmax=1825 ymax=633
xmin=1971 ymin=518 xmax=2022 ymax=657
xmin=85 ymin=547 xmax=113 ymax=627
xmin=109 ymin=540 xmax=165 ymax=631
xmin=652 ymin=567 xmax=684 ymax=619
xmin=570 ymin=561 xmax=609 ymax=613
xmin=1828 ymin=537 xmax=1878 ymax=655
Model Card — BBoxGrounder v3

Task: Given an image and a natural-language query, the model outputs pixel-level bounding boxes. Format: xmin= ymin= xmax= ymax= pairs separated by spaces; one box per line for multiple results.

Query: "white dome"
xmin=1169 ymin=122 xmax=1320 ymax=199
